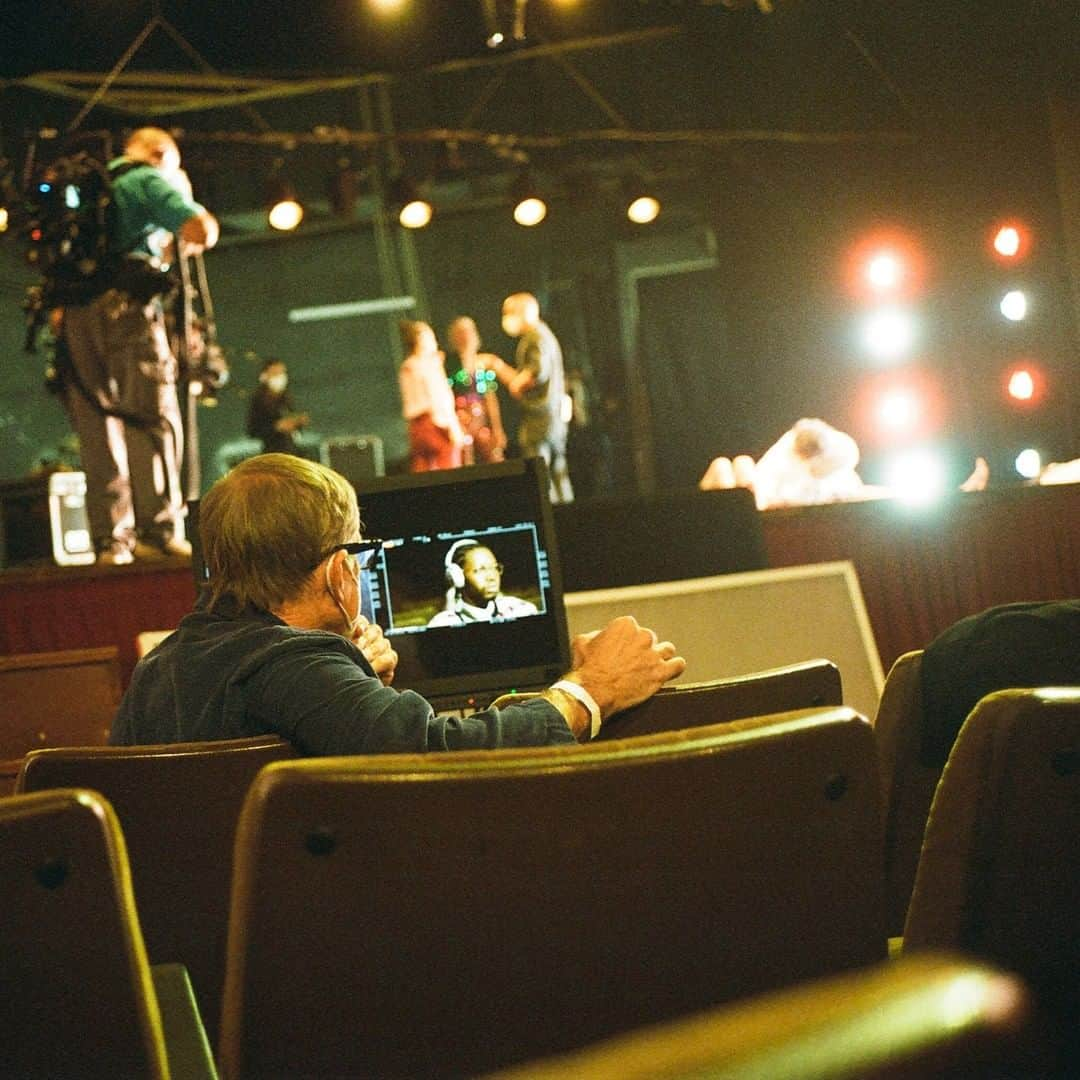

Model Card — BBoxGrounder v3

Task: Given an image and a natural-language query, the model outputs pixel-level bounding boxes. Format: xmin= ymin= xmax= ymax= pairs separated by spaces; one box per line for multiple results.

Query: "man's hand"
xmin=566 ymin=616 xmax=685 ymax=720
xmin=352 ymin=619 xmax=398 ymax=686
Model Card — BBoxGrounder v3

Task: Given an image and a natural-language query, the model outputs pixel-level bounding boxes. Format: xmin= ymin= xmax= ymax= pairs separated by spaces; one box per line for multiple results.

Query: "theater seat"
xmin=492 ymin=659 xmax=843 ymax=741
xmin=16 ymin=735 xmax=298 ymax=1050
xmin=485 ymin=953 xmax=1037 ymax=1080
xmin=872 ymin=649 xmax=943 ymax=936
xmin=0 ymin=789 xmax=215 ymax=1079
xmin=903 ymin=688 xmax=1080 ymax=1069
xmin=220 ymin=707 xmax=885 ymax=1078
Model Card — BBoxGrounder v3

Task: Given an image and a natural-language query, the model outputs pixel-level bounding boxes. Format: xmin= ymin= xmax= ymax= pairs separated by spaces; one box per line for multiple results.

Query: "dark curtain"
xmin=636 ymin=268 xmax=754 ymax=490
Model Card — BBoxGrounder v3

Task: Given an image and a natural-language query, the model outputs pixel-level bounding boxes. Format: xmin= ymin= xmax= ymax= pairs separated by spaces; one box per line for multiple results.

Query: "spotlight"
xmin=486 ymin=30 xmax=505 ymax=47
xmin=866 ymin=251 xmax=902 ymax=291
xmin=860 ymin=307 xmax=916 ymax=362
xmin=883 ymin=449 xmax=948 ymax=505
xmin=990 ymin=221 xmax=1029 ymax=260
xmin=1002 ymin=362 xmax=1045 ymax=407
xmin=0 ymin=206 xmax=8 ymax=233
xmin=511 ymin=172 xmax=547 ymax=227
xmin=845 ymin=228 xmax=925 ymax=301
xmin=627 ymin=194 xmax=661 ymax=225
xmin=876 ymin=387 xmax=921 ymax=434
xmin=390 ymin=176 xmax=433 ymax=229
xmin=266 ymin=170 xmax=303 ymax=231
xmin=999 ymin=290 xmax=1027 ymax=321
xmin=1015 ymin=448 xmax=1041 ymax=479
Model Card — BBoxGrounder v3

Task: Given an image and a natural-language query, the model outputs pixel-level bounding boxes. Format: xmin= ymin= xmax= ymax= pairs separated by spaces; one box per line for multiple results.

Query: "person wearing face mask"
xmin=110 ymin=453 xmax=685 ymax=753
xmin=397 ymin=319 xmax=464 ymax=472
xmin=246 ymin=357 xmax=310 ymax=455
xmin=488 ymin=292 xmax=573 ymax=503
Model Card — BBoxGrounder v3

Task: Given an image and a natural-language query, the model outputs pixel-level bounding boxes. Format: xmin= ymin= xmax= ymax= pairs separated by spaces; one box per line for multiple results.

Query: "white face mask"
xmin=265 ymin=373 xmax=288 ymax=394
xmin=325 ymin=555 xmax=363 ymax=638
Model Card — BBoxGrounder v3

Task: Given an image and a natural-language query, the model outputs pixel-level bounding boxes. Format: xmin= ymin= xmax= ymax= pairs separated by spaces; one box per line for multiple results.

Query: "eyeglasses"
xmin=320 ymin=539 xmax=383 ymax=571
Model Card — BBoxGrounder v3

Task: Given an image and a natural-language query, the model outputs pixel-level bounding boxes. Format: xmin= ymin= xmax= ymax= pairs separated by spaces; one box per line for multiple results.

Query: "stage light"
xmin=627 ymin=194 xmax=661 ymax=225
xmin=1015 ymin=448 xmax=1041 ymax=479
xmin=486 ymin=30 xmax=505 ymax=47
xmin=1007 ymin=368 xmax=1035 ymax=401
xmin=876 ymin=387 xmax=920 ymax=434
xmin=369 ymin=0 xmax=407 ymax=12
xmin=999 ymin=290 xmax=1027 ymax=321
xmin=390 ymin=176 xmax=433 ymax=229
xmin=266 ymin=172 xmax=303 ymax=231
xmin=994 ymin=226 xmax=1020 ymax=257
xmin=990 ymin=221 xmax=1030 ymax=261
xmin=844 ymin=228 xmax=925 ymax=301
xmin=512 ymin=171 xmax=547 ymax=226
xmin=0 ymin=206 xmax=8 ymax=233
xmin=866 ymin=251 xmax=902 ymax=292
xmin=860 ymin=307 xmax=916 ymax=361
xmin=883 ymin=449 xmax=948 ymax=505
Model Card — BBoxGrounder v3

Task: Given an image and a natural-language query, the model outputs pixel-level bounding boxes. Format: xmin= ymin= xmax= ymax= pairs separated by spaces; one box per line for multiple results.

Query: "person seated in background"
xmin=918 ymin=599 xmax=1080 ymax=767
xmin=246 ymin=358 xmax=309 ymax=455
xmin=428 ymin=539 xmax=538 ymax=627
xmin=445 ymin=316 xmax=507 ymax=465
xmin=398 ymin=319 xmax=464 ymax=473
xmin=111 ymin=454 xmax=684 ymax=754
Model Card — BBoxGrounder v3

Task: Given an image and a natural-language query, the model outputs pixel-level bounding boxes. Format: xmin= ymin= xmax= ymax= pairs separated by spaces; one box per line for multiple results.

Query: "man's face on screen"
xmin=461 ymin=547 xmax=502 ymax=605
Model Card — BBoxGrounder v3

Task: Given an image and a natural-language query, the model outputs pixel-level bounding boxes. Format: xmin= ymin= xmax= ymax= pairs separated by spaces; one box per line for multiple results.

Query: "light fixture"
xmin=999 ymin=289 xmax=1027 ymax=322
xmin=0 ymin=205 xmax=8 ymax=233
xmin=1015 ymin=448 xmax=1042 ymax=479
xmin=990 ymin=221 xmax=1030 ymax=260
xmin=859 ymin=307 xmax=917 ymax=362
xmin=266 ymin=166 xmax=303 ymax=231
xmin=390 ymin=175 xmax=433 ymax=229
xmin=512 ymin=171 xmax=547 ymax=227
xmin=625 ymin=183 xmax=661 ymax=225
xmin=883 ymin=449 xmax=948 ymax=505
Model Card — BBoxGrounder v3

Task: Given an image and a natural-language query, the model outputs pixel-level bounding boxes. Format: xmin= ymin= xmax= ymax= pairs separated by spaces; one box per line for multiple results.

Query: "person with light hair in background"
xmin=398 ymin=319 xmax=464 ymax=473
xmin=112 ymin=453 xmax=685 ymax=753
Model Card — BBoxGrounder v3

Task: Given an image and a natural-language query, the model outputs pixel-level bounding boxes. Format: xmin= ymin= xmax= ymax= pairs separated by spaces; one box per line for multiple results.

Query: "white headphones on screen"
xmin=444 ymin=538 xmax=479 ymax=591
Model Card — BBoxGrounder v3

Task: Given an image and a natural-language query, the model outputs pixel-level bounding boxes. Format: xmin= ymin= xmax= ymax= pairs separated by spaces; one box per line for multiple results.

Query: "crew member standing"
xmin=247 ymin=358 xmax=309 ymax=455
xmin=58 ymin=126 xmax=219 ymax=564
xmin=490 ymin=292 xmax=573 ymax=503
xmin=398 ymin=319 xmax=463 ymax=472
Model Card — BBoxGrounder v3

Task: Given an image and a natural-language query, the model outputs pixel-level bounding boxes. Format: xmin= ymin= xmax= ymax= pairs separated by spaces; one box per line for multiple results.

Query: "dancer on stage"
xmin=397 ymin=319 xmax=463 ymax=472
xmin=445 ymin=316 xmax=507 ymax=465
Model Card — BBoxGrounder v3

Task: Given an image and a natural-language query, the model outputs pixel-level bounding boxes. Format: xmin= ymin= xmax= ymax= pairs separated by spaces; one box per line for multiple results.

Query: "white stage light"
xmin=1000 ymin=290 xmax=1027 ymax=321
xmin=1007 ymin=368 xmax=1035 ymax=401
xmin=866 ymin=252 xmax=902 ymax=291
xmin=1015 ymin=448 xmax=1041 ymax=479
xmin=861 ymin=308 xmax=916 ymax=361
xmin=884 ymin=449 xmax=948 ymax=505
xmin=877 ymin=388 xmax=920 ymax=433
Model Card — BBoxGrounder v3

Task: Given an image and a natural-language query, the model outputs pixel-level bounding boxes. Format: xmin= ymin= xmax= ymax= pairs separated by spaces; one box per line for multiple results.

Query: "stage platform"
xmin=0 ymin=481 xmax=1076 ymax=692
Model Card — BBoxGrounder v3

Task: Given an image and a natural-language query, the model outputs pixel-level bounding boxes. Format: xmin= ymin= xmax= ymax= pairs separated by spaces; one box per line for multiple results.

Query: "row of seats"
xmin=4 ymin=681 xmax=1078 ymax=1076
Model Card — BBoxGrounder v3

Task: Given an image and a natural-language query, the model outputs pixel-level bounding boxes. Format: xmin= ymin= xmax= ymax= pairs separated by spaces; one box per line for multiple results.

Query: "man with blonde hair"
xmin=112 ymin=454 xmax=685 ymax=753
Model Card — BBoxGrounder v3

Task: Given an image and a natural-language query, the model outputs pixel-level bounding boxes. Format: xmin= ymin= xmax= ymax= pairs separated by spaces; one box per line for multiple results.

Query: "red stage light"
xmin=851 ymin=367 xmax=947 ymax=448
xmin=989 ymin=221 xmax=1031 ymax=261
xmin=1003 ymin=362 xmax=1045 ymax=407
xmin=844 ymin=228 xmax=926 ymax=302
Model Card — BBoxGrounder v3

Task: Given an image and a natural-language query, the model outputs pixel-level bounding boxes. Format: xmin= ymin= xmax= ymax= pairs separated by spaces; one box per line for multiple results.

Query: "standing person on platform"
xmin=246 ymin=358 xmax=309 ymax=456
xmin=398 ymin=319 xmax=464 ymax=473
xmin=489 ymin=292 xmax=574 ymax=503
xmin=446 ymin=316 xmax=507 ymax=465
xmin=57 ymin=126 xmax=218 ymax=564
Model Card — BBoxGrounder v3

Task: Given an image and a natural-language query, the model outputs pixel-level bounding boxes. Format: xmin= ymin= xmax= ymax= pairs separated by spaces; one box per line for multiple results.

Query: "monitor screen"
xmin=353 ymin=459 xmax=571 ymax=703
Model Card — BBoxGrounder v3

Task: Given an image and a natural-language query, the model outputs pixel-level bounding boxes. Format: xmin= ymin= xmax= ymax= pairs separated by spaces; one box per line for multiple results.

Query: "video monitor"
xmin=353 ymin=459 xmax=572 ymax=705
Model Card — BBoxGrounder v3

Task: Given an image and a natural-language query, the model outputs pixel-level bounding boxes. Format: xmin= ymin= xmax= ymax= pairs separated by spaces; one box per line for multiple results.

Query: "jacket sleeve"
xmin=243 ymin=635 xmax=574 ymax=755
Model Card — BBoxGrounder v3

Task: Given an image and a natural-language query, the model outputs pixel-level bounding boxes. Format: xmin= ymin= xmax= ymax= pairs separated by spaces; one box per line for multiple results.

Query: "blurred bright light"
xmin=884 ymin=449 xmax=948 ymax=505
xmin=1007 ymin=368 xmax=1035 ymax=400
xmin=267 ymin=198 xmax=303 ymax=231
xmin=0 ymin=206 xmax=8 ymax=233
xmin=866 ymin=251 xmax=902 ymax=291
xmin=1015 ymin=448 xmax=1042 ymax=479
xmin=513 ymin=196 xmax=547 ymax=227
xmin=627 ymin=195 xmax=661 ymax=224
xmin=486 ymin=31 xmax=504 ymax=47
xmin=398 ymin=197 xmax=433 ymax=229
xmin=994 ymin=226 xmax=1020 ymax=257
xmin=1000 ymin=290 xmax=1027 ymax=321
xmin=369 ymin=0 xmax=408 ymax=12
xmin=877 ymin=388 xmax=921 ymax=433
xmin=861 ymin=307 xmax=916 ymax=361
